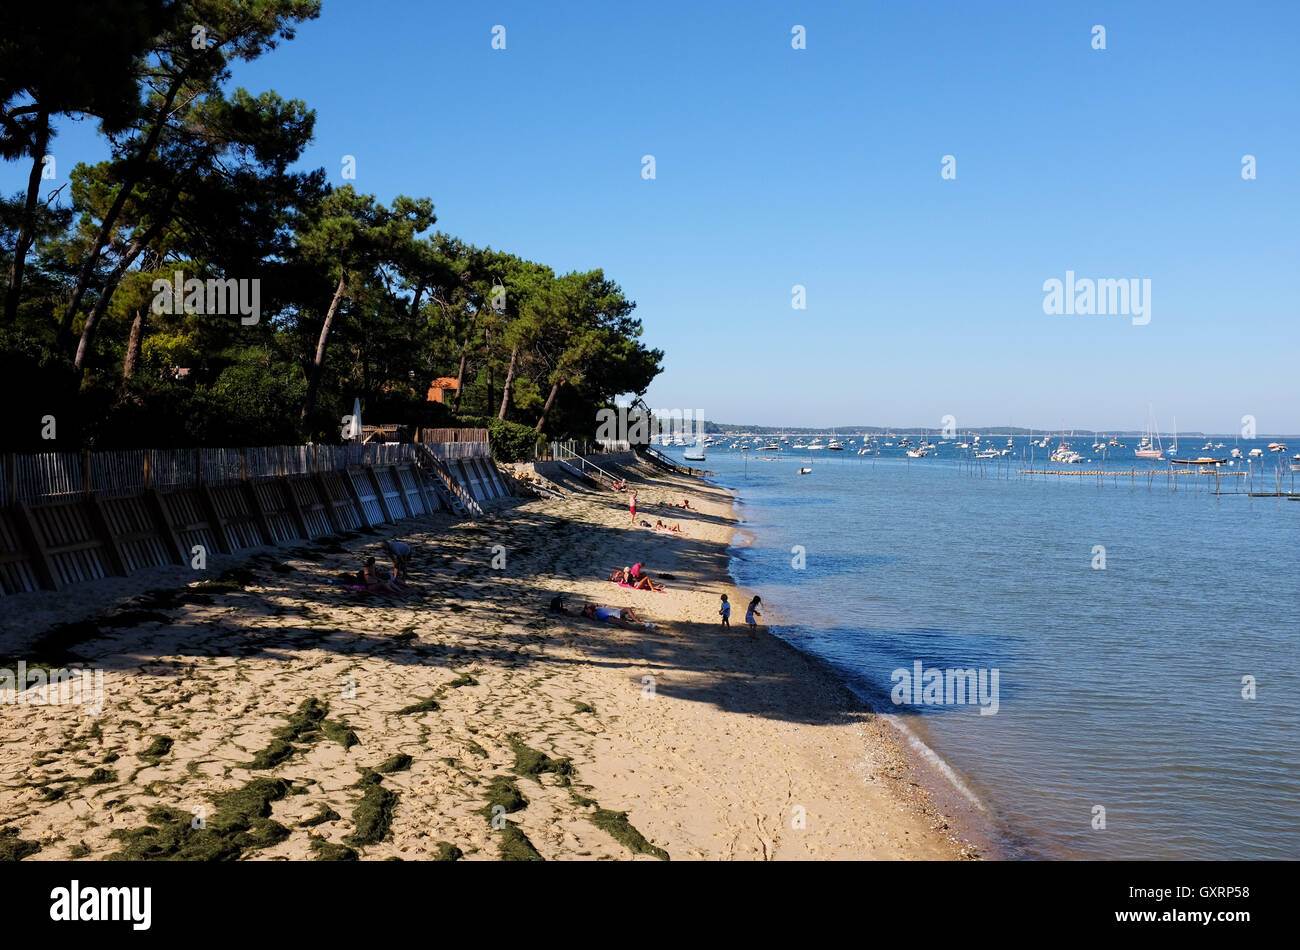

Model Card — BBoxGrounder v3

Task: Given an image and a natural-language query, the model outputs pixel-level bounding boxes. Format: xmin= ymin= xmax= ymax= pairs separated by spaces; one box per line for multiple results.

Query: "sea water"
xmin=667 ymin=444 xmax=1299 ymax=860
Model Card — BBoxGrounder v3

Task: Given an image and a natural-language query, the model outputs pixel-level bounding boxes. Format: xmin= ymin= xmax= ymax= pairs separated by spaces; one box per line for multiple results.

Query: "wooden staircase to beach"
xmin=636 ymin=445 xmax=710 ymax=477
xmin=413 ymin=443 xmax=484 ymax=518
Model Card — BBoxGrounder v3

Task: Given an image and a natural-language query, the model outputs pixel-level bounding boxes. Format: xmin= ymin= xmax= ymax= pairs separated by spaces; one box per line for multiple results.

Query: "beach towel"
xmin=617 ymin=581 xmax=665 ymax=592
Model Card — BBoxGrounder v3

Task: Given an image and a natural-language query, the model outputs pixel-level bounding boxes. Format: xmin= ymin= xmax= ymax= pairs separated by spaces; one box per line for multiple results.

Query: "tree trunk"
xmin=58 ymin=72 xmax=186 ymax=343
xmin=406 ymin=284 xmax=424 ymax=342
xmin=497 ymin=347 xmax=518 ymax=419
xmin=3 ymin=108 xmax=51 ymax=325
xmin=122 ymin=308 xmax=145 ymax=380
xmin=301 ymin=271 xmax=348 ymax=421
xmin=452 ymin=352 xmax=467 ymax=411
xmin=484 ymin=329 xmax=493 ymax=415
xmin=72 ymin=196 xmax=175 ymax=373
xmin=73 ymin=226 xmax=159 ymax=371
xmin=535 ymin=380 xmax=561 ymax=433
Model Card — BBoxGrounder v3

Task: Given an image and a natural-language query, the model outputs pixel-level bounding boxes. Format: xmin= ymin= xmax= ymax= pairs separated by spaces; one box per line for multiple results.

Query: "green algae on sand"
xmin=244 ymin=698 xmax=359 ymax=769
xmin=140 ymin=736 xmax=174 ymax=766
xmin=0 ymin=827 xmax=41 ymax=862
xmin=433 ymin=841 xmax=463 ymax=861
xmin=298 ymin=804 xmax=341 ymax=827
xmin=109 ymin=777 xmax=293 ymax=860
xmin=396 ymin=696 xmax=439 ymax=715
xmin=343 ymin=783 xmax=398 ymax=847
xmin=310 ymin=835 xmax=358 ymax=861
xmin=498 ymin=823 xmax=543 ymax=861
xmin=509 ymin=737 xmax=573 ymax=785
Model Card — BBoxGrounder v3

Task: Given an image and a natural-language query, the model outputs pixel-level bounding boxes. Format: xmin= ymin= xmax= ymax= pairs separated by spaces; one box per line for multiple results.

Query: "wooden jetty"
xmin=1017 ymin=469 xmax=1247 ymax=477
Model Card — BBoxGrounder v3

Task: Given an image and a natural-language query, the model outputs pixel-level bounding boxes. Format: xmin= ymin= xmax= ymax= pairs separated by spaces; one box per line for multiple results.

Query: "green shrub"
xmin=455 ymin=415 xmax=538 ymax=463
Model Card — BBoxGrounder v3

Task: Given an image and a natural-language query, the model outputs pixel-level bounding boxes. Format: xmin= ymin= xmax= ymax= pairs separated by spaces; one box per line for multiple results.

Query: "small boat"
xmin=1249 ymin=448 xmax=1264 ymax=457
xmin=1169 ymin=456 xmax=1227 ymax=466
xmin=827 ymin=440 xmax=845 ymax=451
xmin=1268 ymin=442 xmax=1287 ymax=452
xmin=797 ymin=467 xmax=813 ymax=475
xmin=1136 ymin=405 xmax=1164 ymax=458
xmin=906 ymin=447 xmax=929 ymax=458
xmin=683 ymin=449 xmax=705 ymax=461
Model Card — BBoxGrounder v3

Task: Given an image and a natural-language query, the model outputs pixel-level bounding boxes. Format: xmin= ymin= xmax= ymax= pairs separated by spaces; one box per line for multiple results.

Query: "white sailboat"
xmin=1135 ymin=405 xmax=1163 ymax=459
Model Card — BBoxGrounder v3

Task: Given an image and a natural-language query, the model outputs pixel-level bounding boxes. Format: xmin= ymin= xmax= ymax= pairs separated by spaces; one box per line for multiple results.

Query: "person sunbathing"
xmin=582 ymin=604 xmax=643 ymax=625
xmin=362 ymin=556 xmax=403 ymax=594
xmin=631 ymin=574 xmax=664 ymax=592
xmin=608 ymin=568 xmax=628 ymax=583
xmin=611 ymin=478 xmax=627 ymax=491
xmin=678 ymin=498 xmax=693 ymax=509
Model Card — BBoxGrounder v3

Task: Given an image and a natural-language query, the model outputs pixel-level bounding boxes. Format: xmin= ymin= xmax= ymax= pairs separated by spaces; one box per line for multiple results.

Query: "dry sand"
xmin=0 ymin=462 xmax=976 ymax=861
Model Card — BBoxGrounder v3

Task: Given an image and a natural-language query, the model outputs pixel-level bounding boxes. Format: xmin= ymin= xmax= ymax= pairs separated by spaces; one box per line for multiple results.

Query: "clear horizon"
xmin=690 ymin=422 xmax=1299 ymax=437
xmin=8 ymin=0 xmax=1297 ymax=431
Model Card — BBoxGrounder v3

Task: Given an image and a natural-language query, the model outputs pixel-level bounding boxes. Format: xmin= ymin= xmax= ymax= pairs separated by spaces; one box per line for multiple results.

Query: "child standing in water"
xmin=745 ymin=595 xmax=762 ymax=637
xmin=719 ymin=594 xmax=730 ymax=628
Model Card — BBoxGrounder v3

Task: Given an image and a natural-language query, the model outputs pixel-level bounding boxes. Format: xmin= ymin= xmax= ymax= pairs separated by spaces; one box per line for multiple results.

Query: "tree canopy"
xmin=0 ymin=0 xmax=662 ymax=452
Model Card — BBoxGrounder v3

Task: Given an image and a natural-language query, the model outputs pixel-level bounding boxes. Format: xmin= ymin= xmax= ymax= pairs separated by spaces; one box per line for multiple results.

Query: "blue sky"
xmin=11 ymin=1 xmax=1299 ymax=432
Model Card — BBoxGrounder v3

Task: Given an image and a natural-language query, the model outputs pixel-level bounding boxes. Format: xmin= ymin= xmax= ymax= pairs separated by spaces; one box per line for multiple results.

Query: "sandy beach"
xmin=0 ymin=461 xmax=976 ymax=861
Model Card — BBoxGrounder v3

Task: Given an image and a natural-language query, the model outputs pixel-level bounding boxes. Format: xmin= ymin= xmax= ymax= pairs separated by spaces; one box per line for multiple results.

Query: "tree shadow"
xmin=0 ymin=471 xmax=884 ymax=728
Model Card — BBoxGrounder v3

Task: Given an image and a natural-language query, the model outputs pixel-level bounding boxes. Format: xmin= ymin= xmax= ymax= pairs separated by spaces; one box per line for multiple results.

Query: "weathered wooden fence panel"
xmin=374 ymin=466 xmax=407 ymax=519
xmin=288 ymin=477 xmax=332 ymax=539
xmin=347 ymin=469 xmax=387 ymax=527
xmin=251 ymin=480 xmax=302 ymax=544
xmin=397 ymin=465 xmax=430 ymax=515
xmin=209 ymin=484 xmax=266 ymax=551
xmin=100 ymin=495 xmax=173 ymax=573
xmin=0 ymin=507 xmax=41 ymax=594
xmin=0 ymin=438 xmax=497 ymax=596
xmin=27 ymin=500 xmax=110 ymax=589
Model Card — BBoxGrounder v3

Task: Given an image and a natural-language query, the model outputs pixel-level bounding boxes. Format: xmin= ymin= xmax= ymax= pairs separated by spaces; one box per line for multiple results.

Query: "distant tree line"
xmin=0 ymin=0 xmax=662 ymax=453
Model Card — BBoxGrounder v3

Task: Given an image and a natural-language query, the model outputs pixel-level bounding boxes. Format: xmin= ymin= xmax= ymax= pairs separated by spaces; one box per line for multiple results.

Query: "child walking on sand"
xmin=719 ymin=594 xmax=730 ymax=628
xmin=745 ymin=595 xmax=761 ymax=637
xmin=629 ymin=490 xmax=638 ymax=523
